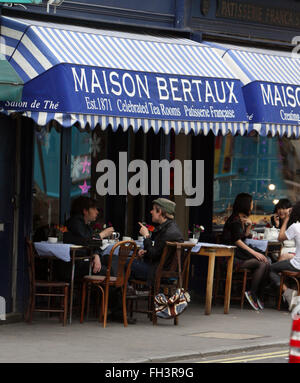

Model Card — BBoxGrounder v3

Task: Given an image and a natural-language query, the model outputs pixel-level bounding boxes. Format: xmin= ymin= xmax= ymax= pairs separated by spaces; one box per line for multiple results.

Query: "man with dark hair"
xmin=130 ymin=198 xmax=184 ymax=284
xmin=58 ymin=196 xmax=131 ymax=322
xmin=63 ymin=196 xmax=114 ymax=274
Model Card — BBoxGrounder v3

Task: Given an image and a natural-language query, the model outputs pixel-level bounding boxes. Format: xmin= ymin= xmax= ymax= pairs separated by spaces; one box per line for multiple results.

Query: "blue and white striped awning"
xmin=0 ymin=16 xmax=249 ymax=135
xmin=205 ymin=42 xmax=300 ymax=137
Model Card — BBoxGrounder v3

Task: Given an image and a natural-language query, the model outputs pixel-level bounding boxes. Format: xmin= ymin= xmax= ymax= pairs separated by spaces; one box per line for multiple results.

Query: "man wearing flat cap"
xmin=130 ymin=198 xmax=184 ymax=284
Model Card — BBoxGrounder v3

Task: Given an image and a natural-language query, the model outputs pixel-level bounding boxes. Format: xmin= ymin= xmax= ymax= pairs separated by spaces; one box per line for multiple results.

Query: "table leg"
xmin=224 ymin=254 xmax=234 ymax=314
xmin=205 ymin=254 xmax=215 ymax=315
xmin=86 ymin=257 xmax=93 ymax=321
xmin=69 ymin=250 xmax=76 ymax=325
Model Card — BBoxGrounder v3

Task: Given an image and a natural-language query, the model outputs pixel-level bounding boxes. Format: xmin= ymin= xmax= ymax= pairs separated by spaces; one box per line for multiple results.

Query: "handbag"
xmin=154 ymin=288 xmax=190 ymax=319
xmin=154 ymin=247 xmax=190 ymax=319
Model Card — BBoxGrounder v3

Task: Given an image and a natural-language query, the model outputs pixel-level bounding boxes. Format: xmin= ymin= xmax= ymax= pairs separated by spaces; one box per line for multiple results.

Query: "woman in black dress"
xmin=222 ymin=193 xmax=270 ymax=311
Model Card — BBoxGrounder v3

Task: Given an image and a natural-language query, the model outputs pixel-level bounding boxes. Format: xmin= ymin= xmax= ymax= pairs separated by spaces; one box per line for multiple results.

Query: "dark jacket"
xmin=63 ymin=214 xmax=102 ymax=253
xmin=143 ymin=219 xmax=184 ymax=284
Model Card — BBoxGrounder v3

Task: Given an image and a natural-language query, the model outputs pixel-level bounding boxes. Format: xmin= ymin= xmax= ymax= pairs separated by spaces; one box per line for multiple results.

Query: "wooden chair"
xmin=80 ymin=240 xmax=138 ymax=328
xmin=128 ymin=241 xmax=194 ymax=325
xmin=277 ymin=271 xmax=300 ymax=310
xmin=214 ymin=257 xmax=252 ymax=309
xmin=25 ymin=238 xmax=69 ymax=326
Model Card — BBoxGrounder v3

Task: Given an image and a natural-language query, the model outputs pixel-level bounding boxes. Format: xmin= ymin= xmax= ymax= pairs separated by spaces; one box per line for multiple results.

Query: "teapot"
xmin=264 ymin=227 xmax=279 ymax=240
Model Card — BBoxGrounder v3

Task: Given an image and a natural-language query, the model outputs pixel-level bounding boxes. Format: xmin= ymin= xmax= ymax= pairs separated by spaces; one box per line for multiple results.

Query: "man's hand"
xmin=138 ymin=222 xmax=150 ymax=238
xmin=92 ymin=254 xmax=102 ymax=274
xmin=100 ymin=227 xmax=114 ymax=239
xmin=138 ymin=249 xmax=147 ymax=259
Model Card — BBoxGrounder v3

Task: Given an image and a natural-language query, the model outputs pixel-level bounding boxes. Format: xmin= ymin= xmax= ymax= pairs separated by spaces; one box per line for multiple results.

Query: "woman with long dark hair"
xmin=222 ymin=193 xmax=270 ymax=311
xmin=270 ymin=201 xmax=300 ymax=311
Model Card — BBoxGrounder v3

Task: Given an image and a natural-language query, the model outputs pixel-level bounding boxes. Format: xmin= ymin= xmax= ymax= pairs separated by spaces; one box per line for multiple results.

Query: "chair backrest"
xmin=154 ymin=241 xmax=194 ymax=292
xmin=106 ymin=240 xmax=138 ymax=288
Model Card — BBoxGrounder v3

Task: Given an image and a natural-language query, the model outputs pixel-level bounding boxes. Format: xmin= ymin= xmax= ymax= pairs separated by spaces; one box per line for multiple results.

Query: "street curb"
xmin=120 ymin=342 xmax=289 ymax=363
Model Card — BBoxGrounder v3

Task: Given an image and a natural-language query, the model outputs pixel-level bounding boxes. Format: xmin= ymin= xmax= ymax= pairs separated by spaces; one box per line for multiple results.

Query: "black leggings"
xmin=237 ymin=258 xmax=270 ymax=298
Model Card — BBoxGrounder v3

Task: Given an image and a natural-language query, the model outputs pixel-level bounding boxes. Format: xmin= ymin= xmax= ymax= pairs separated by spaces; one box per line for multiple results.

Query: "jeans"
xmin=269 ymin=260 xmax=300 ymax=287
xmin=129 ymin=259 xmax=150 ymax=281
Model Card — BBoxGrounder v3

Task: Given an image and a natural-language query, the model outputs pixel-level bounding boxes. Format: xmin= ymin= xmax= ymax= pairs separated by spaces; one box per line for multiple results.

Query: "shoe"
xmin=283 ymin=289 xmax=298 ymax=311
xmin=245 ymin=291 xmax=259 ymax=311
xmin=257 ymin=297 xmax=264 ymax=310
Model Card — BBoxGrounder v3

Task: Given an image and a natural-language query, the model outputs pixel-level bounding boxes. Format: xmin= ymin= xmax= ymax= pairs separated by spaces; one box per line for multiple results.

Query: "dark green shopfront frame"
xmin=0 ymin=55 xmax=23 ymax=101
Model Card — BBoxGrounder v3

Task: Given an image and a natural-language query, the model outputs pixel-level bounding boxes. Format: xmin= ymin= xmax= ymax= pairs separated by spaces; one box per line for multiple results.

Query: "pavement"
xmin=0 ymin=295 xmax=293 ymax=363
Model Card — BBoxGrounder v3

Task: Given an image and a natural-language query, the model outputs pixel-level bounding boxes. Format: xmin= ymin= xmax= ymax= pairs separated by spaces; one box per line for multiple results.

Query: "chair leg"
xmin=28 ymin=291 xmax=35 ymax=324
xmin=63 ymin=286 xmax=68 ymax=326
xmin=97 ymin=286 xmax=104 ymax=323
xmin=122 ymin=287 xmax=128 ymax=327
xmin=151 ymin=289 xmax=157 ymax=325
xmin=241 ymin=271 xmax=248 ymax=309
xmin=25 ymin=290 xmax=33 ymax=323
xmin=103 ymin=287 xmax=110 ymax=328
xmin=296 ymin=278 xmax=300 ymax=296
xmin=80 ymin=280 xmax=87 ymax=324
xmin=47 ymin=286 xmax=52 ymax=319
xmin=86 ymin=282 xmax=92 ymax=321
xmin=277 ymin=275 xmax=284 ymax=311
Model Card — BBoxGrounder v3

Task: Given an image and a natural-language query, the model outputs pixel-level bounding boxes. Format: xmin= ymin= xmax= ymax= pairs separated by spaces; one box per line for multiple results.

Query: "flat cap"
xmin=152 ymin=198 xmax=176 ymax=215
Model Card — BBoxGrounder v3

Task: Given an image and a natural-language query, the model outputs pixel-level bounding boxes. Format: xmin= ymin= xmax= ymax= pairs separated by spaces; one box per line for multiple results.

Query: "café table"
xmin=33 ymin=241 xmax=94 ymax=324
xmin=191 ymin=242 xmax=236 ymax=315
xmin=245 ymin=238 xmax=283 ymax=262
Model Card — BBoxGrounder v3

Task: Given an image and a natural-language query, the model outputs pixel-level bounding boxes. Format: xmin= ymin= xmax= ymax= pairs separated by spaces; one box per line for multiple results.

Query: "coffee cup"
xmin=48 ymin=237 xmax=58 ymax=244
xmin=138 ymin=236 xmax=144 ymax=241
xmin=122 ymin=236 xmax=132 ymax=241
xmin=189 ymin=238 xmax=198 ymax=245
xmin=111 ymin=232 xmax=120 ymax=240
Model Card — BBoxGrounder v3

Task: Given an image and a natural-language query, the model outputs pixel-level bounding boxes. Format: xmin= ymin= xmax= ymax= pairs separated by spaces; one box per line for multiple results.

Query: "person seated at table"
xmin=130 ymin=198 xmax=184 ymax=285
xmin=270 ymin=198 xmax=292 ymax=229
xmin=269 ymin=201 xmax=300 ymax=311
xmin=270 ymin=198 xmax=296 ymax=262
xmin=58 ymin=196 xmax=131 ymax=323
xmin=62 ymin=196 xmax=114 ymax=276
xmin=222 ymin=193 xmax=270 ymax=311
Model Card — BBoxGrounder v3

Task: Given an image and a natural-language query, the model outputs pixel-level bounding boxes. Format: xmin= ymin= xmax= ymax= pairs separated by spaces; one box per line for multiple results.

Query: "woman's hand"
xmin=92 ymin=254 xmax=102 ymax=274
xmin=100 ymin=227 xmax=114 ymax=239
xmin=253 ymin=251 xmax=268 ymax=263
xmin=272 ymin=214 xmax=280 ymax=228
xmin=240 ymin=216 xmax=252 ymax=228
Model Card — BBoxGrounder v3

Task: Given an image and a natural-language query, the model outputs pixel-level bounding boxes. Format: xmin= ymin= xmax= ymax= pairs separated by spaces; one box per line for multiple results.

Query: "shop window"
xmin=32 ymin=125 xmax=61 ymax=235
xmin=71 ymin=128 xmax=92 ymax=201
xmin=70 ymin=126 xmax=108 ymax=228
xmin=213 ymin=135 xmax=299 ymax=227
